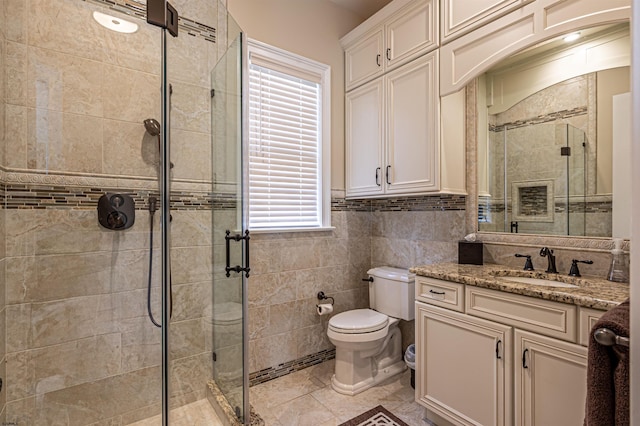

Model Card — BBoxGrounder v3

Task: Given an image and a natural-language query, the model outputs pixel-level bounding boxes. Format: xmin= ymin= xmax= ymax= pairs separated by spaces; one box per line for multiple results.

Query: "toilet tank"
xmin=367 ymin=267 xmax=415 ymax=321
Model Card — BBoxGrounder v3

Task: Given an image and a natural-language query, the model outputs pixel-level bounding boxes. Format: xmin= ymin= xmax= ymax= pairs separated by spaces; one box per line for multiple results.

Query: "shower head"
xmin=144 ymin=118 xmax=161 ymax=137
xmin=143 ymin=118 xmax=174 ymax=169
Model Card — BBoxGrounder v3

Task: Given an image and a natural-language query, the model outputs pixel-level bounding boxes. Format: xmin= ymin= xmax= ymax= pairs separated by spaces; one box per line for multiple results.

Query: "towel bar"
xmin=594 ymin=327 xmax=629 ymax=347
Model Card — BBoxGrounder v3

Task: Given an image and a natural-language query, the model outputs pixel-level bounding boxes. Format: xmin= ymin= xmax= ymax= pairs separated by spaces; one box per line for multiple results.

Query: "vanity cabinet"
xmin=416 ymin=302 xmax=512 ymax=426
xmin=415 ymin=277 xmax=597 ymax=426
xmin=345 ymin=52 xmax=439 ymax=197
xmin=515 ymin=330 xmax=588 ymax=426
xmin=343 ymin=0 xmax=437 ymax=91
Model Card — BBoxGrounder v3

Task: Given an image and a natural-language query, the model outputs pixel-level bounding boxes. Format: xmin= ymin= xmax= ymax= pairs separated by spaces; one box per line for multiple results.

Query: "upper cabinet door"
xmin=385 ymin=0 xmax=438 ymax=71
xmin=343 ymin=0 xmax=438 ymax=91
xmin=441 ymin=0 xmax=532 ymax=44
xmin=345 ymin=29 xmax=384 ymax=92
xmin=385 ymin=52 xmax=439 ymax=194
xmin=345 ymin=79 xmax=385 ymax=198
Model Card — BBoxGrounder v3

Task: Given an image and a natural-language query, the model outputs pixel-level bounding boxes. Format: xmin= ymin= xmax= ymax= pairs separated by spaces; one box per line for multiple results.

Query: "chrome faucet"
xmin=539 ymin=247 xmax=558 ymax=273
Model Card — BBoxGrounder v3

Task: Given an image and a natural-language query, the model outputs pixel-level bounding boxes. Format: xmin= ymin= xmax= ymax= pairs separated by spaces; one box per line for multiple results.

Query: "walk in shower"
xmin=0 ymin=0 xmax=249 ymax=424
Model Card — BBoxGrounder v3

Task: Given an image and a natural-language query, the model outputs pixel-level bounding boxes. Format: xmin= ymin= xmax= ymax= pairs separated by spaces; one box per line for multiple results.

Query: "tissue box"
xmin=458 ymin=241 xmax=483 ymax=265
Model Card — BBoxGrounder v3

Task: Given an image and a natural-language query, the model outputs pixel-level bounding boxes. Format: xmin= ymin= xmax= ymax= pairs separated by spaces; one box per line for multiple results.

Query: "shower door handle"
xmin=225 ymin=230 xmax=250 ymax=278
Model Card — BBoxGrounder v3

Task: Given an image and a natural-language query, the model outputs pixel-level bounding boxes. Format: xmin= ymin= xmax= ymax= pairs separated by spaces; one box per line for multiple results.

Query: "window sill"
xmin=248 ymin=226 xmax=335 ymax=235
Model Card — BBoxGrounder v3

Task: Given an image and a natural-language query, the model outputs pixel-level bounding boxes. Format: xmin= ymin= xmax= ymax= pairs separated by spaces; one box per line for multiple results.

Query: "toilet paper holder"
xmin=317 ymin=291 xmax=334 ymax=305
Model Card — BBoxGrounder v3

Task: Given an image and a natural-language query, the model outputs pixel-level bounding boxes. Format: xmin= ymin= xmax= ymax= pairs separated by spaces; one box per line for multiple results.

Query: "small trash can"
xmin=404 ymin=344 xmax=416 ymax=389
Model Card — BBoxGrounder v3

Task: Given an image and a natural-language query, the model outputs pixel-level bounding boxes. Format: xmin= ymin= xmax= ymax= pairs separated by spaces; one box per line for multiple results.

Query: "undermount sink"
xmin=497 ymin=276 xmax=579 ymax=288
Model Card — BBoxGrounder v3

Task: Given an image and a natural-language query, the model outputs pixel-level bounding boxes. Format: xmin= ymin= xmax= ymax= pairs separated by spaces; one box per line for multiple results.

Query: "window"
xmin=247 ymin=40 xmax=331 ymax=231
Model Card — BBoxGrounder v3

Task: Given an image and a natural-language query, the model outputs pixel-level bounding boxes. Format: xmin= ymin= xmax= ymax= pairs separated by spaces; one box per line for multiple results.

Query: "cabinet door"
xmin=345 ymin=29 xmax=384 ymax=91
xmin=515 ymin=329 xmax=588 ymax=426
xmin=416 ymin=302 xmax=512 ymax=426
xmin=385 ymin=0 xmax=437 ymax=71
xmin=345 ymin=79 xmax=385 ymax=197
xmin=441 ymin=0 xmax=531 ymax=43
xmin=386 ymin=52 xmax=439 ymax=194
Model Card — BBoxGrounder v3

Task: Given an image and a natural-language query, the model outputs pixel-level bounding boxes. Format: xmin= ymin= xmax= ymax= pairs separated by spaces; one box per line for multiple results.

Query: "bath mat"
xmin=338 ymin=405 xmax=409 ymax=426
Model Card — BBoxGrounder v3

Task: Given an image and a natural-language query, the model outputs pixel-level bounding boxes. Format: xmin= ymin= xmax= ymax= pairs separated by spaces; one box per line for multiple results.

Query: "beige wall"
xmin=227 ymin=0 xmax=364 ymax=190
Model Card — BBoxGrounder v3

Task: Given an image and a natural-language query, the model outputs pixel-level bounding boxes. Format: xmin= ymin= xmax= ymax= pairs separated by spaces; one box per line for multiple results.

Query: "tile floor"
xmin=129 ymin=399 xmax=224 ymax=426
xmin=131 ymin=360 xmax=426 ymax=425
xmin=249 ymin=360 xmax=427 ymax=426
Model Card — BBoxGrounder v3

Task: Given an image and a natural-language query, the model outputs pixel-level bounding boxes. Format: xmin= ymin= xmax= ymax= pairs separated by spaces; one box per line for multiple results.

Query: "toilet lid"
xmin=328 ymin=309 xmax=389 ymax=334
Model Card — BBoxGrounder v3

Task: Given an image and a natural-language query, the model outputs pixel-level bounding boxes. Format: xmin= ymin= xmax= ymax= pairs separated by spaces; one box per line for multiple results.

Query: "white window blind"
xmin=248 ymin=56 xmax=323 ymax=229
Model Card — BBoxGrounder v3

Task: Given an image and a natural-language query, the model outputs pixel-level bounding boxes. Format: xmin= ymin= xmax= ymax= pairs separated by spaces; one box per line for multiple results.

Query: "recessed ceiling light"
xmin=563 ymin=32 xmax=581 ymax=42
xmin=93 ymin=11 xmax=139 ymax=34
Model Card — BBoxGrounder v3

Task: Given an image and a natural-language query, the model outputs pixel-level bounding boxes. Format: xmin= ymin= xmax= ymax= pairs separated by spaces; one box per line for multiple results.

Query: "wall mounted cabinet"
xmin=345 ymin=53 xmax=439 ymax=198
xmin=343 ymin=0 xmax=438 ymax=91
xmin=440 ymin=0 xmax=533 ymax=44
xmin=439 ymin=0 xmax=630 ymax=95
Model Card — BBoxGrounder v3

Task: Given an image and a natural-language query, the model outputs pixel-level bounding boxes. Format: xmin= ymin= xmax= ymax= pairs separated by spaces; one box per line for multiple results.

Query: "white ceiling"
xmin=328 ymin=0 xmax=393 ymax=20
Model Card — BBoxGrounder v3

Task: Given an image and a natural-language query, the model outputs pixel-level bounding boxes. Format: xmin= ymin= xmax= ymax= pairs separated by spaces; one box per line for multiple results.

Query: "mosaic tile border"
xmin=85 ymin=0 xmax=217 ymax=43
xmin=331 ymin=197 xmax=370 ymax=212
xmin=479 ymin=199 xmax=613 ymax=214
xmin=248 ymin=348 xmax=336 ymax=387
xmin=371 ymin=194 xmax=466 ymax=212
xmin=333 ymin=194 xmax=467 ymax=212
xmin=489 ymin=106 xmax=588 ymax=132
xmin=1 ymin=180 xmax=466 ymax=213
xmin=2 ymin=183 xmax=240 ymax=211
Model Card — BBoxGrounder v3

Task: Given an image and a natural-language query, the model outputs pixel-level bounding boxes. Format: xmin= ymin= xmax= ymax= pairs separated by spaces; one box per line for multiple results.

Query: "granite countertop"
xmin=410 ymin=263 xmax=629 ymax=310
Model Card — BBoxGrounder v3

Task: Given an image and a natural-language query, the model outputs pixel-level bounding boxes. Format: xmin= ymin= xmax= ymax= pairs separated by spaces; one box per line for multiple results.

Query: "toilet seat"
xmin=328 ymin=309 xmax=388 ymax=334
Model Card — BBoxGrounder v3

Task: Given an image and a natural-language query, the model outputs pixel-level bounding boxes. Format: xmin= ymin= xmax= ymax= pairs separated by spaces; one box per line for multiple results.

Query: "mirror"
xmin=476 ymin=23 xmax=630 ymax=238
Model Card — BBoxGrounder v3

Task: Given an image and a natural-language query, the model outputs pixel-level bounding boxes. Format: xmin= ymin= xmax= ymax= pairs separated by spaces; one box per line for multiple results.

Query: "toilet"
xmin=327 ymin=266 xmax=415 ymax=395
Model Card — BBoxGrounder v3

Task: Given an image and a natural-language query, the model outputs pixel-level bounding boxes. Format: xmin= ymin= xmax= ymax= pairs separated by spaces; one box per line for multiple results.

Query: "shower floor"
xmin=128 ymin=399 xmax=223 ymax=426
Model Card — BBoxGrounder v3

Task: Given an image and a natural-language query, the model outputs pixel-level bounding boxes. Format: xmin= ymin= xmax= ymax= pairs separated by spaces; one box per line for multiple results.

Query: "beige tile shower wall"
xmin=248 ymin=210 xmax=372 ymax=373
xmin=3 ymin=0 xmax=217 ymax=183
xmin=1 ymin=0 xmax=226 ymax=424
xmin=0 ymin=209 xmax=5 ymax=422
xmin=3 ymin=208 xmax=214 ymax=424
xmin=1 ymin=0 xmax=7 ymax=421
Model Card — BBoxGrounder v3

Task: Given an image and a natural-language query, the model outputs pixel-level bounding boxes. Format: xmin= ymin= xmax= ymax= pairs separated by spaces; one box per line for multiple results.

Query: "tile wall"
xmin=1 ymin=0 xmax=7 ymax=421
xmin=248 ymin=194 xmax=467 ymax=383
xmin=0 ymin=0 xmax=232 ymax=423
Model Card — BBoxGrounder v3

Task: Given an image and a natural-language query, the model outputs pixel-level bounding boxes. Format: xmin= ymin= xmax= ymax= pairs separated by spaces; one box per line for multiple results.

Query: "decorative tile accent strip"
xmin=85 ymin=0 xmax=216 ymax=43
xmin=371 ymin=194 xmax=466 ymax=212
xmin=333 ymin=195 xmax=466 ymax=212
xmin=480 ymin=199 xmax=612 ymax=215
xmin=3 ymin=183 xmax=239 ymax=211
xmin=248 ymin=348 xmax=336 ymax=387
xmin=331 ymin=197 xmax=371 ymax=212
xmin=0 ymin=183 xmax=5 ymax=209
xmin=490 ymin=106 xmax=588 ymax=132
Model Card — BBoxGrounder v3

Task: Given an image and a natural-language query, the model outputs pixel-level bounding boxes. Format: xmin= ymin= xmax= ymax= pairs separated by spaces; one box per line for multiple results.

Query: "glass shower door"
xmin=210 ymin=29 xmax=249 ymax=423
